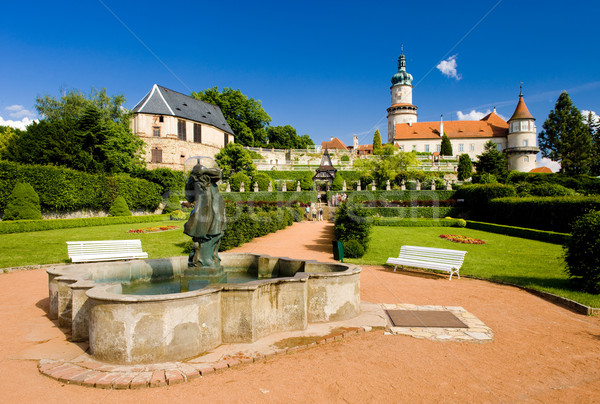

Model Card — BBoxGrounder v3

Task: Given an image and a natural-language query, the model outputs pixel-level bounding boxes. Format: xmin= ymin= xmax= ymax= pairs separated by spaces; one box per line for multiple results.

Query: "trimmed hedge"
xmin=363 ymin=207 xmax=459 ymax=219
xmin=222 ymin=191 xmax=318 ymax=205
xmin=0 ymin=214 xmax=170 ymax=234
xmin=466 ymin=220 xmax=571 ymax=245
xmin=0 ymin=161 xmax=162 ymax=213
xmin=506 ymin=172 xmax=600 ymax=195
xmin=327 ymin=190 xmax=456 ymax=203
xmin=373 ymin=218 xmax=467 ymax=227
xmin=487 ymin=196 xmax=600 ymax=233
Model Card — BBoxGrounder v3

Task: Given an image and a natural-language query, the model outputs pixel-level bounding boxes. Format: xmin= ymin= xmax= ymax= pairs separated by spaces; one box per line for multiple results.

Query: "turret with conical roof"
xmin=387 ymin=46 xmax=418 ymax=142
xmin=506 ymin=86 xmax=538 ymax=172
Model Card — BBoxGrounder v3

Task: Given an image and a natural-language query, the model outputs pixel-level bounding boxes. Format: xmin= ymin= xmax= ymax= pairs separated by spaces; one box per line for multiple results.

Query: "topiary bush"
xmin=252 ymin=172 xmax=272 ymax=191
xmin=563 ymin=210 xmax=600 ymax=293
xmin=343 ymin=239 xmax=365 ymax=258
xmin=229 ymin=172 xmax=251 ymax=192
xmin=109 ymin=196 xmax=132 ymax=216
xmin=3 ymin=182 xmax=42 ymax=220
xmin=516 ymin=182 xmax=576 ymax=197
xmin=170 ymin=209 xmax=187 ymax=220
xmin=334 ymin=201 xmax=372 ymax=249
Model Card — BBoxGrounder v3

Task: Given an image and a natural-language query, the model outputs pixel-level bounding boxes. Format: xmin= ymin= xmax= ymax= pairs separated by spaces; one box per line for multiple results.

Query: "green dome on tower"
xmin=391 ymin=48 xmax=413 ymax=86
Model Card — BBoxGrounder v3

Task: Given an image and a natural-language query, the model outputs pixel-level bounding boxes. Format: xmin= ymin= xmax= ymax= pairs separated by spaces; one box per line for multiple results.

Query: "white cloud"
xmin=0 ymin=116 xmax=37 ymax=130
xmin=537 ymin=157 xmax=561 ymax=173
xmin=436 ymin=55 xmax=461 ymax=80
xmin=456 ymin=109 xmax=507 ymax=121
xmin=5 ymin=104 xmax=35 ymax=119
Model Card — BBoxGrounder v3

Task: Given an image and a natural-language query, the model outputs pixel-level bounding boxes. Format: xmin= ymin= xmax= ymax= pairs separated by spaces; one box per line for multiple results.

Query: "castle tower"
xmin=387 ymin=47 xmax=418 ymax=143
xmin=506 ymin=87 xmax=538 ymax=172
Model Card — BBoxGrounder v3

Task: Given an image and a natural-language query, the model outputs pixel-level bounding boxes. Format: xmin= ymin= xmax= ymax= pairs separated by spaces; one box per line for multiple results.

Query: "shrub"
xmin=454 ymin=183 xmax=516 ymax=219
xmin=252 ymin=172 xmax=272 ymax=191
xmin=170 ymin=210 xmax=187 ymax=220
xmin=341 ymin=155 xmax=350 ymax=162
xmin=343 ymin=239 xmax=365 ymax=258
xmin=109 ymin=196 xmax=132 ymax=216
xmin=563 ymin=211 xmax=600 ymax=293
xmin=300 ymin=172 xmax=314 ymax=191
xmin=229 ymin=172 xmax=251 ymax=192
xmin=334 ymin=201 xmax=372 ymax=248
xmin=516 ymin=182 xmax=576 ymax=197
xmin=332 ymin=174 xmax=344 ymax=191
xmin=132 ymin=167 xmax=185 ymax=195
xmin=3 ymin=182 xmax=42 ymax=220
xmin=372 ymin=218 xmax=466 ymax=227
xmin=163 ymin=193 xmax=183 ymax=213
xmin=487 ymin=196 xmax=600 ymax=233
xmin=457 ymin=154 xmax=473 ymax=181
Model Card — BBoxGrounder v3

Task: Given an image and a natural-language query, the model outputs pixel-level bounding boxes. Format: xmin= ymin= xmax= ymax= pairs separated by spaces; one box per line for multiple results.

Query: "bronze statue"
xmin=183 ymin=163 xmax=226 ymax=269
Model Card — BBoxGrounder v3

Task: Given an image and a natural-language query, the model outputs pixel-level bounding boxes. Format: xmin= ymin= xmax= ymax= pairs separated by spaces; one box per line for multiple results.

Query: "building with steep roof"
xmin=387 ymin=52 xmax=539 ymax=172
xmin=131 ymin=84 xmax=235 ymax=170
xmin=321 ymin=136 xmax=348 ymax=150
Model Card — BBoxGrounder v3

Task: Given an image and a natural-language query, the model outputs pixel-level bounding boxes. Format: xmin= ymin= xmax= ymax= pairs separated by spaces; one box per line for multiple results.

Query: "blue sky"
xmin=1 ymin=0 xmax=599 ymax=152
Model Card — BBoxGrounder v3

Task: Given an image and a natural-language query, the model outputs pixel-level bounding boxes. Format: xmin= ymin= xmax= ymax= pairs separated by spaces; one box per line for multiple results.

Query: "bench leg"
xmin=449 ymin=268 xmax=460 ymax=280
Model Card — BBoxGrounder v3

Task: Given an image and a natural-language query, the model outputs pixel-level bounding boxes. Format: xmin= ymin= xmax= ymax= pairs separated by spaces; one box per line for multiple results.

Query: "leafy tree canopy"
xmin=475 ymin=140 xmax=507 ymax=179
xmin=538 ymin=92 xmax=592 ymax=175
xmin=584 ymin=111 xmax=600 ymax=176
xmin=354 ymin=151 xmax=418 ymax=187
xmin=192 ymin=87 xmax=271 ymax=146
xmin=214 ymin=142 xmax=256 ymax=180
xmin=266 ymin=125 xmax=314 ymax=149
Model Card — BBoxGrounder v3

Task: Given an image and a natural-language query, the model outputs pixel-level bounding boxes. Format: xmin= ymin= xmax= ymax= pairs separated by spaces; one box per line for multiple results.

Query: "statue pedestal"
xmin=180 ymin=267 xmax=227 ymax=292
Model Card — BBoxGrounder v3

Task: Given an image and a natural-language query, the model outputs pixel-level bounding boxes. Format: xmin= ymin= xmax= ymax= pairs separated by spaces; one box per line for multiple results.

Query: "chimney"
xmin=440 ymin=114 xmax=444 ymax=137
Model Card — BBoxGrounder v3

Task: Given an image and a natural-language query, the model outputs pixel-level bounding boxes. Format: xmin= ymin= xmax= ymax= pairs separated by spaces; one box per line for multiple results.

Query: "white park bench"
xmin=386 ymin=245 xmax=467 ymax=280
xmin=67 ymin=240 xmax=148 ymax=263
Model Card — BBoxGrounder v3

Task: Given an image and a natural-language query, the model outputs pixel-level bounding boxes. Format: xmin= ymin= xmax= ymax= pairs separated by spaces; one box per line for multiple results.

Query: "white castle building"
xmin=387 ymin=50 xmax=539 ymax=172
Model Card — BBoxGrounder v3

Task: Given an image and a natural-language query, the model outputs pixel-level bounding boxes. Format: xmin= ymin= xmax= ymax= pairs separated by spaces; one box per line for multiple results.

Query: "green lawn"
xmin=345 ymin=226 xmax=600 ymax=308
xmin=0 ymin=219 xmax=189 ymax=268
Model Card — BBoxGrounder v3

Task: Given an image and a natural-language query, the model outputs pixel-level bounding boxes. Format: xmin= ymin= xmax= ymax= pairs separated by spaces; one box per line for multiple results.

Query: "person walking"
xmin=305 ymin=205 xmax=310 ymax=221
xmin=312 ymin=206 xmax=317 ymax=222
xmin=318 ymin=207 xmax=323 ymax=221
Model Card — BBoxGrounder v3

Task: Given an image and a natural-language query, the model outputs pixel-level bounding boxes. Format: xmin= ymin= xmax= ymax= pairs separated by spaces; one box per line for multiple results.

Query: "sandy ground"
xmin=1 ymin=220 xmax=600 ymax=403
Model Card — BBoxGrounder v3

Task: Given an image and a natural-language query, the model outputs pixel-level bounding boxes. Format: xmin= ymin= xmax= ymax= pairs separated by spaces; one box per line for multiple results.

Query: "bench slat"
xmin=67 ymin=240 xmax=147 ymax=263
xmin=387 ymin=245 xmax=467 ymax=280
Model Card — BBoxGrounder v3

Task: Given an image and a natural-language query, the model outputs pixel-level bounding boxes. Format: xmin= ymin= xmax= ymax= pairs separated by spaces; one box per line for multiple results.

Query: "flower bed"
xmin=127 ymin=225 xmax=178 ymax=234
xmin=440 ymin=234 xmax=485 ymax=244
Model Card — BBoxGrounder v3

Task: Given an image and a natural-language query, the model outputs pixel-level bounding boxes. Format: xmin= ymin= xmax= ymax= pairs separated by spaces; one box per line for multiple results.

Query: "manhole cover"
xmin=385 ymin=310 xmax=468 ymax=328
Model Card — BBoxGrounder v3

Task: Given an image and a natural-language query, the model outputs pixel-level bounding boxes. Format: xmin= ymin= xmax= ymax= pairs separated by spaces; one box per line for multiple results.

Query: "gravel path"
xmin=1 ymin=220 xmax=600 ymax=403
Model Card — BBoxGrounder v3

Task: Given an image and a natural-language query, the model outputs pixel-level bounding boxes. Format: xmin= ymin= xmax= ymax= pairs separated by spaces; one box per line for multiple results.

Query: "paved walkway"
xmin=1 ymin=220 xmax=600 ymax=402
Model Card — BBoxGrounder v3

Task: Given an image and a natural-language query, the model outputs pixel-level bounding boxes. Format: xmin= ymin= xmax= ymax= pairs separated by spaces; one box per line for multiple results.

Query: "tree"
xmin=457 ymin=153 xmax=473 ymax=181
xmin=440 ymin=133 xmax=453 ymax=156
xmin=108 ymin=195 xmax=132 ymax=216
xmin=192 ymin=87 xmax=271 ymax=147
xmin=564 ymin=210 xmax=600 ymax=293
xmin=475 ymin=140 xmax=507 ymax=179
xmin=3 ymin=182 xmax=42 ymax=220
xmin=214 ymin=142 xmax=256 ymax=180
xmin=538 ymin=92 xmax=592 ymax=175
xmin=4 ymin=88 xmax=144 ymax=174
xmin=266 ymin=125 xmax=314 ymax=149
xmin=354 ymin=151 xmax=418 ymax=187
xmin=585 ymin=111 xmax=600 ymax=176
xmin=0 ymin=126 xmax=21 ymax=158
xmin=372 ymin=129 xmax=383 ymax=155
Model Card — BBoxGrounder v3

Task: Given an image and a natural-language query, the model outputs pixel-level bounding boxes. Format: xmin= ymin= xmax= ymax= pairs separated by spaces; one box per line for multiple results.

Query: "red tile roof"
xmin=529 ymin=166 xmax=552 ymax=173
xmin=357 ymin=144 xmax=373 ymax=151
xmin=509 ymin=95 xmax=534 ymax=121
xmin=321 ymin=137 xmax=348 ymax=150
xmin=394 ymin=112 xmax=508 ymax=140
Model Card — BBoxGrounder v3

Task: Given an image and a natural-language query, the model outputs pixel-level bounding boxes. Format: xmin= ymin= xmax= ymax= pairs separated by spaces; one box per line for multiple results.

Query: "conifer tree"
xmin=3 ymin=182 xmax=42 ymax=220
xmin=538 ymin=92 xmax=592 ymax=175
xmin=585 ymin=111 xmax=600 ymax=176
xmin=372 ymin=129 xmax=383 ymax=155
xmin=457 ymin=154 xmax=473 ymax=181
xmin=440 ymin=133 xmax=453 ymax=156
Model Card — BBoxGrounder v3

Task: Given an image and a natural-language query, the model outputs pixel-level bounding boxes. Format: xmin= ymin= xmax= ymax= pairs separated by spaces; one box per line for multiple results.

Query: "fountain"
xmin=46 ymin=158 xmax=361 ymax=364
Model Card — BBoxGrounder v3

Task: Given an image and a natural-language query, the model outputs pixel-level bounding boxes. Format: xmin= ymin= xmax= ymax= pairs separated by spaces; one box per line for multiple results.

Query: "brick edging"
xmin=38 ymin=326 xmax=372 ymax=389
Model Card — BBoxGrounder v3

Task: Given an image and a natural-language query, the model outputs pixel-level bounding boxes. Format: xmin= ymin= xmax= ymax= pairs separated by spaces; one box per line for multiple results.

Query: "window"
xmin=177 ymin=119 xmax=186 ymax=141
xmin=470 ymin=143 xmax=475 ymax=152
xmin=524 ymin=156 xmax=529 ymax=163
xmin=496 ymin=143 xmax=501 ymax=151
xmin=521 ymin=121 xmax=529 ymax=131
xmin=459 ymin=144 xmax=464 ymax=152
xmin=152 ymin=126 xmax=160 ymax=137
xmin=512 ymin=122 xmax=519 ymax=132
xmin=194 ymin=123 xmax=202 ymax=143
xmin=523 ymin=139 xmax=528 ymax=147
xmin=436 ymin=144 xmax=441 ymax=152
xmin=158 ymin=116 xmax=164 ymax=123
xmin=425 ymin=144 xmax=430 ymax=152
xmin=151 ymin=148 xmax=162 ymax=163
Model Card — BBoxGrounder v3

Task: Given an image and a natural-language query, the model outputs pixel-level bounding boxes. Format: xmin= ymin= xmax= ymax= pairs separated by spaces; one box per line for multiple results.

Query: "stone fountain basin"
xmin=46 ymin=253 xmax=361 ymax=364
